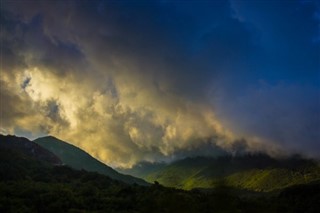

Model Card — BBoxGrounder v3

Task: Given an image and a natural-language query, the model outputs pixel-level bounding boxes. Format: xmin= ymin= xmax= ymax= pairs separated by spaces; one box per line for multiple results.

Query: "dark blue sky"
xmin=1 ymin=0 xmax=319 ymax=166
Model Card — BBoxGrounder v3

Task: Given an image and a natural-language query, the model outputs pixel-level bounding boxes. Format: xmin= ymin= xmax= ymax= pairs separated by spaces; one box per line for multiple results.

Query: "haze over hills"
xmin=34 ymin=136 xmax=148 ymax=185
xmin=120 ymin=154 xmax=320 ymax=191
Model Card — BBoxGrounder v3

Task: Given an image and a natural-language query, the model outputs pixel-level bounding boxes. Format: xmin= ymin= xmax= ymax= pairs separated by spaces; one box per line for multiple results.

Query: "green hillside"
xmin=1 ymin=135 xmax=320 ymax=212
xmin=127 ymin=155 xmax=320 ymax=191
xmin=34 ymin=136 xmax=148 ymax=186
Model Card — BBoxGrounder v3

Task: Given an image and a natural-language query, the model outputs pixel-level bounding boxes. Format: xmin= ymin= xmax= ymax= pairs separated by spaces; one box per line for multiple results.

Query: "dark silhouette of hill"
xmin=34 ymin=136 xmax=148 ymax=185
xmin=0 ymin=134 xmax=61 ymax=165
xmin=1 ymin=134 xmax=320 ymax=212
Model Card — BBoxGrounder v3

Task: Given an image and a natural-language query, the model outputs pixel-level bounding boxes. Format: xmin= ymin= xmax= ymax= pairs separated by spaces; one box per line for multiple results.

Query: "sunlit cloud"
xmin=1 ymin=0 xmax=319 ymax=167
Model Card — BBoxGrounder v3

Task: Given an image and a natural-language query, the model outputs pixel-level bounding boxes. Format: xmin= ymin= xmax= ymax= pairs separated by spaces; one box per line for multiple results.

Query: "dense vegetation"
xmin=34 ymin=136 xmax=147 ymax=185
xmin=1 ymin=166 xmax=320 ymax=212
xmin=1 ymin=150 xmax=320 ymax=213
xmin=1 ymin=135 xmax=320 ymax=212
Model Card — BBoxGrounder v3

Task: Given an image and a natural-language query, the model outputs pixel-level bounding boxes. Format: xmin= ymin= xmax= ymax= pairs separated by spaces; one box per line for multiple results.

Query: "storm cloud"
xmin=1 ymin=0 xmax=319 ymax=167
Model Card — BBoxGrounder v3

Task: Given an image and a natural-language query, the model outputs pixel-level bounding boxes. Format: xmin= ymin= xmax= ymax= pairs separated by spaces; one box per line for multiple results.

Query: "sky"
xmin=1 ymin=0 xmax=319 ymax=168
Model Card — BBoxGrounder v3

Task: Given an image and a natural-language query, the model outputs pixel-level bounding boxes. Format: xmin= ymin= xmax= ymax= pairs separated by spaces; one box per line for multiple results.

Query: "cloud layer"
xmin=1 ymin=0 xmax=319 ymax=167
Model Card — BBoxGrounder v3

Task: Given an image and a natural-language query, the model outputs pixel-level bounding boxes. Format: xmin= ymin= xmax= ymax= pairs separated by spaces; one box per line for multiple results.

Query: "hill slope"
xmin=0 ymin=134 xmax=63 ymax=181
xmin=123 ymin=155 xmax=320 ymax=191
xmin=1 ymin=134 xmax=319 ymax=212
xmin=34 ymin=136 xmax=148 ymax=185
xmin=0 ymin=134 xmax=61 ymax=165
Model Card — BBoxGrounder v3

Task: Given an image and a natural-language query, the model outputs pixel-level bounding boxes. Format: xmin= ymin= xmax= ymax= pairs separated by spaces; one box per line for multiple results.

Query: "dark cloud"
xmin=20 ymin=76 xmax=31 ymax=90
xmin=0 ymin=80 xmax=28 ymax=127
xmin=44 ymin=99 xmax=69 ymax=128
xmin=1 ymin=0 xmax=319 ymax=166
xmin=215 ymin=83 xmax=320 ymax=157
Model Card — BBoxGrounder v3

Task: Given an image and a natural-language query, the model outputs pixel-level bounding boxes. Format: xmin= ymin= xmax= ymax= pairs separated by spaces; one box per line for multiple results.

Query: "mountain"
xmin=34 ymin=136 xmax=148 ymax=185
xmin=0 ymin=134 xmax=62 ymax=181
xmin=122 ymin=154 xmax=320 ymax=191
xmin=1 ymin=134 xmax=319 ymax=212
xmin=0 ymin=134 xmax=61 ymax=165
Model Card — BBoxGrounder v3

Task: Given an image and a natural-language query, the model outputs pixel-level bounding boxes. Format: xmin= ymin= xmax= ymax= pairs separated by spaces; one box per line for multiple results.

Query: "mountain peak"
xmin=38 ymin=135 xmax=62 ymax=141
xmin=0 ymin=134 xmax=62 ymax=165
xmin=34 ymin=136 xmax=148 ymax=185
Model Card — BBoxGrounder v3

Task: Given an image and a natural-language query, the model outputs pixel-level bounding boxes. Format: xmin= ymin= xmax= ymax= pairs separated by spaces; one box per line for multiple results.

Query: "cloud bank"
xmin=1 ymin=0 xmax=319 ymax=167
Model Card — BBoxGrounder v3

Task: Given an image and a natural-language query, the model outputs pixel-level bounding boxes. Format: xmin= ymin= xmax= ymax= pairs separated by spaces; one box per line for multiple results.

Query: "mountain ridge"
xmin=1 ymin=134 xmax=320 ymax=212
xmin=34 ymin=135 xmax=148 ymax=186
xmin=121 ymin=154 xmax=320 ymax=191
xmin=0 ymin=134 xmax=62 ymax=165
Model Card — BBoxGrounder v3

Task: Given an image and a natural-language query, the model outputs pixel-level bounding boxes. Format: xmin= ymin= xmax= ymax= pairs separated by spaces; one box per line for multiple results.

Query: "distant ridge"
xmin=122 ymin=154 xmax=320 ymax=191
xmin=34 ymin=136 xmax=148 ymax=185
